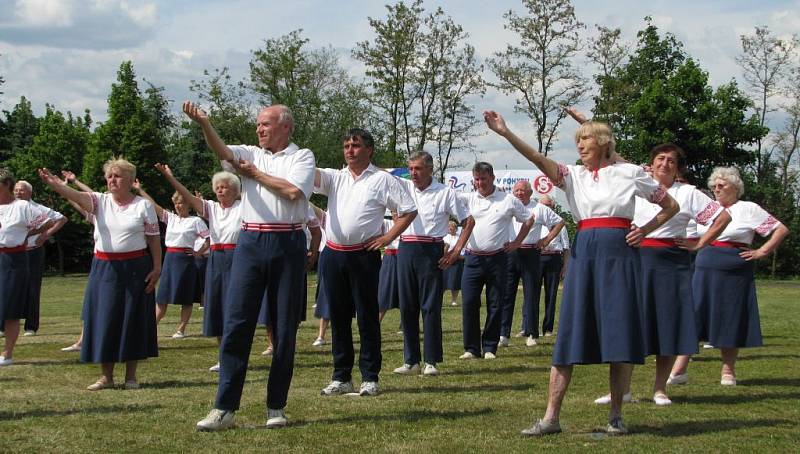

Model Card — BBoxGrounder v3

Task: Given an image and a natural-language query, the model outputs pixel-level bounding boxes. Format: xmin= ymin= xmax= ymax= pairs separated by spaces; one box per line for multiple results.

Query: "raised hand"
xmin=38 ymin=168 xmax=62 ymax=187
xmin=234 ymin=159 xmax=259 ymax=179
xmin=61 ymin=170 xmax=77 ymax=183
xmin=483 ymin=110 xmax=509 ymax=136
xmin=154 ymin=163 xmax=173 ymax=177
xmin=182 ymin=101 xmax=209 ymax=123
xmin=563 ymin=106 xmax=588 ymax=124
xmin=132 ymin=178 xmax=142 ymax=192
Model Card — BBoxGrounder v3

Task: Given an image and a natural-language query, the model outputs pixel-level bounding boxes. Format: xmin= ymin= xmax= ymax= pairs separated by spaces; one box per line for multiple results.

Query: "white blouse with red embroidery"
xmin=700 ymin=200 xmax=781 ymax=245
xmin=634 ymin=182 xmax=723 ymax=238
xmin=90 ymin=192 xmax=159 ymax=253
xmin=556 ymin=162 xmax=666 ymax=221
xmin=201 ymin=199 xmax=242 ymax=245
xmin=0 ymin=199 xmax=49 ymax=248
xmin=159 ymin=210 xmax=209 ymax=248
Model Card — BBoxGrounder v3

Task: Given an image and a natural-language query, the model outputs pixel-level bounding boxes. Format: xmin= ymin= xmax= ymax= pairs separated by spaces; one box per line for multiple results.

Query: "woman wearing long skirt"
xmin=39 ymin=159 xmax=161 ymax=390
xmin=442 ymin=221 xmax=464 ymax=307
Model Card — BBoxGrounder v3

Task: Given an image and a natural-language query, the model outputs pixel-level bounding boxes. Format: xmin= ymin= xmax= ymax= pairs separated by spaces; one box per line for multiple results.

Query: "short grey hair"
xmin=212 ymin=171 xmax=241 ymax=194
xmin=16 ymin=180 xmax=33 ymax=192
xmin=708 ymin=166 xmax=745 ymax=197
xmin=472 ymin=161 xmax=494 ymax=176
xmin=261 ymin=104 xmax=295 ymax=136
xmin=408 ymin=151 xmax=433 ymax=168
xmin=0 ymin=168 xmax=15 ymax=190
xmin=513 ymin=180 xmax=532 ymax=193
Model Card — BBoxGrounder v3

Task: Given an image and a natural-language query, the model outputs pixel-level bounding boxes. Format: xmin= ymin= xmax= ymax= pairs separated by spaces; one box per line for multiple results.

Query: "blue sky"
xmin=1 ymin=0 xmax=798 ymax=169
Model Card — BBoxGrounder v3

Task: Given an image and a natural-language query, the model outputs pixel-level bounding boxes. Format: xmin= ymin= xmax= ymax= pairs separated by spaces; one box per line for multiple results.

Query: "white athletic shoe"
xmin=450 ymin=301 xmax=458 ymax=306
xmin=593 ymin=392 xmax=632 ymax=405
xmin=667 ymin=373 xmax=689 ymax=385
xmin=653 ymin=393 xmax=672 ymax=406
xmin=320 ymin=380 xmax=355 ymax=396
xmin=702 ymin=343 xmax=714 ymax=349
xmin=422 ymin=363 xmax=439 ymax=376
xmin=23 ymin=331 xmax=36 ymax=337
xmin=359 ymin=381 xmax=379 ymax=396
xmin=0 ymin=356 xmax=13 ymax=367
xmin=393 ymin=363 xmax=421 ymax=375
xmin=311 ymin=337 xmax=326 ymax=347
xmin=498 ymin=336 xmax=510 ymax=347
xmin=171 ymin=331 xmax=186 ymax=339
xmin=196 ymin=409 xmax=235 ymax=432
xmin=266 ymin=408 xmax=287 ymax=428
xmin=483 ymin=352 xmax=496 ymax=360
xmin=209 ymin=363 xmax=220 ymax=372
xmin=720 ymin=374 xmax=737 ymax=386
xmin=459 ymin=351 xmax=477 ymax=360
xmin=526 ymin=336 xmax=538 ymax=347
xmin=262 ymin=346 xmax=273 ymax=356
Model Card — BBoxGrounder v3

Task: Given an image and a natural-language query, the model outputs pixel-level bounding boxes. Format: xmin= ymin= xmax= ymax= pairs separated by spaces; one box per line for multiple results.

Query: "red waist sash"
xmin=242 ymin=222 xmax=303 ymax=232
xmin=577 ymin=217 xmax=631 ymax=231
xmin=210 ymin=243 xmax=236 ymax=251
xmin=95 ymin=249 xmax=148 ymax=261
xmin=0 ymin=245 xmax=26 ymax=254
xmin=640 ymin=238 xmax=678 ymax=248
xmin=711 ymin=241 xmax=748 ymax=248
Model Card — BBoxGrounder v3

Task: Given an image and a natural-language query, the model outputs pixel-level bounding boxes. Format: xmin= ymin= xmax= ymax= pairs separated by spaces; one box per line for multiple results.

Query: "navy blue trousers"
xmin=319 ymin=247 xmax=382 ymax=383
xmin=24 ymin=247 xmax=45 ymax=332
xmin=501 ymin=248 xmax=540 ymax=338
xmin=397 ymin=242 xmax=444 ymax=365
xmin=461 ymin=252 xmax=507 ymax=355
xmin=215 ymin=230 xmax=306 ymax=411
xmin=536 ymin=253 xmax=562 ymax=334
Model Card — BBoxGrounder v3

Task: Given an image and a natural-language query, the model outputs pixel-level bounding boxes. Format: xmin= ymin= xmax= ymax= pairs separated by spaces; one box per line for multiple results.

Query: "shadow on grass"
xmin=445 ymin=365 xmax=549 ymax=376
xmin=739 ymin=377 xmax=800 ymax=387
xmin=678 ymin=392 xmax=800 ymax=405
xmin=16 ymin=359 xmax=81 ymax=366
xmin=690 ymin=354 xmax=799 ymax=362
xmin=390 ymin=383 xmax=532 ymax=395
xmin=0 ymin=403 xmax=163 ymax=421
xmin=630 ymin=418 xmax=794 ymax=437
xmin=144 ymin=380 xmax=218 ymax=389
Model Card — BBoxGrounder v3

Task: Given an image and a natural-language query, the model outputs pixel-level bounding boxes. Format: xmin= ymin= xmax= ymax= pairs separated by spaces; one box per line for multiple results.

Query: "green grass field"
xmin=1 ymin=275 xmax=798 ymax=453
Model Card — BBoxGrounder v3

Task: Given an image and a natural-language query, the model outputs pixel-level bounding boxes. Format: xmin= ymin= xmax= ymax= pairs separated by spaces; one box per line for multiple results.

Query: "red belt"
xmin=210 ymin=243 xmax=236 ymax=251
xmin=384 ymin=249 xmax=398 ymax=256
xmin=519 ymin=244 xmax=539 ymax=249
xmin=326 ymin=240 xmax=369 ymax=252
xmin=95 ymin=249 xmax=148 ymax=261
xmin=577 ymin=217 xmax=631 ymax=231
xmin=640 ymin=238 xmax=678 ymax=248
xmin=466 ymin=248 xmax=504 ymax=256
xmin=400 ymin=235 xmax=443 ymax=243
xmin=242 ymin=222 xmax=303 ymax=232
xmin=711 ymin=241 xmax=748 ymax=248
xmin=0 ymin=245 xmax=26 ymax=254
xmin=166 ymin=247 xmax=193 ymax=254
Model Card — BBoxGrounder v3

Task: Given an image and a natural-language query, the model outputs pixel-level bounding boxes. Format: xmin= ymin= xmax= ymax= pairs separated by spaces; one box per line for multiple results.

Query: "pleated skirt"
xmin=0 ymin=251 xmax=28 ymax=320
xmin=202 ymin=248 xmax=234 ymax=337
xmin=378 ymin=253 xmax=399 ymax=311
xmin=443 ymin=259 xmax=464 ymax=290
xmin=156 ymin=250 xmax=197 ymax=306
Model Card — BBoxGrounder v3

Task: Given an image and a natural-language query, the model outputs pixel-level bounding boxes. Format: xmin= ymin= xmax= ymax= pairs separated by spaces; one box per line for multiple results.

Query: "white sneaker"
xmin=593 ymin=392 xmax=632 ymax=404
xmin=544 ymin=331 xmax=553 ymax=337
xmin=450 ymin=301 xmax=458 ymax=306
xmin=266 ymin=408 xmax=287 ymax=428
xmin=720 ymin=374 xmax=737 ymax=386
xmin=393 ymin=363 xmax=420 ymax=375
xmin=498 ymin=336 xmax=509 ymax=347
xmin=667 ymin=373 xmax=689 ymax=385
xmin=515 ymin=330 xmax=526 ymax=338
xmin=23 ymin=331 xmax=36 ymax=337
xmin=484 ymin=352 xmax=496 ymax=360
xmin=526 ymin=336 xmax=538 ymax=347
xmin=459 ymin=351 xmax=477 ymax=360
xmin=0 ymin=356 xmax=13 ymax=367
xmin=262 ymin=346 xmax=273 ymax=356
xmin=422 ymin=363 xmax=439 ymax=376
xmin=209 ymin=363 xmax=220 ymax=372
xmin=653 ymin=393 xmax=672 ymax=406
xmin=311 ymin=337 xmax=326 ymax=347
xmin=320 ymin=380 xmax=355 ymax=396
xmin=196 ymin=409 xmax=235 ymax=432
xmin=359 ymin=381 xmax=379 ymax=396
xmin=703 ymin=343 xmax=714 ymax=349
xmin=171 ymin=331 xmax=186 ymax=339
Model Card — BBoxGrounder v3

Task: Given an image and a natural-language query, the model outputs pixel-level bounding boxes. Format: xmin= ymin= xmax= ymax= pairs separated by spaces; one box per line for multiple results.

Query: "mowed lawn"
xmin=1 ymin=275 xmax=798 ymax=453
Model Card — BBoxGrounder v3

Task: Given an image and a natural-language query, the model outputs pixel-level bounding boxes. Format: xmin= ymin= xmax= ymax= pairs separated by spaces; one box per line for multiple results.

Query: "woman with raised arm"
xmin=669 ymin=167 xmax=789 ymax=386
xmin=484 ymin=110 xmax=678 ymax=436
xmin=135 ymin=179 xmax=209 ymax=339
xmin=154 ymin=163 xmax=241 ymax=372
xmin=0 ymin=168 xmax=51 ymax=367
xmin=39 ymin=158 xmax=161 ymax=390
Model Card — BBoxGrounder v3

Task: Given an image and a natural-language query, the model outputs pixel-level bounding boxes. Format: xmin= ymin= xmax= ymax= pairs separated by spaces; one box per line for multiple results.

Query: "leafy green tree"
xmin=0 ymin=96 xmax=40 ymax=164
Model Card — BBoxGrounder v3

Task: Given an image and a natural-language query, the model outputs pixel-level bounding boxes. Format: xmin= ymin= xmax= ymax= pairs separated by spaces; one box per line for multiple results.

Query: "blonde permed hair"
xmin=103 ymin=157 xmax=136 ymax=180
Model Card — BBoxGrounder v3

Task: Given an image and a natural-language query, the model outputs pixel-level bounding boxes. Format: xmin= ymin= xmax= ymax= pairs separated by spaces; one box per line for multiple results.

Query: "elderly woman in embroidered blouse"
xmin=485 ymin=110 xmax=678 ymax=437
xmin=0 ymin=168 xmax=52 ymax=367
xmin=39 ymin=159 xmax=161 ymax=390
xmin=669 ymin=166 xmax=788 ymax=387
xmin=134 ymin=179 xmax=210 ymax=339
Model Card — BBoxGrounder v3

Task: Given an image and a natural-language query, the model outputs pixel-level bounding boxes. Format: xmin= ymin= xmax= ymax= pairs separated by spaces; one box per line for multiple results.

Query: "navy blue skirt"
xmin=313 ymin=271 xmax=330 ymax=320
xmin=193 ymin=256 xmax=208 ymax=303
xmin=0 ymin=250 xmax=28 ymax=320
xmin=443 ymin=259 xmax=464 ymax=290
xmin=81 ymin=254 xmax=158 ymax=363
xmin=156 ymin=250 xmax=197 ymax=306
xmin=202 ymin=248 xmax=234 ymax=337
xmin=640 ymin=246 xmax=699 ymax=356
xmin=693 ymin=246 xmax=762 ymax=348
xmin=378 ymin=253 xmax=399 ymax=311
xmin=552 ymin=228 xmax=645 ymax=366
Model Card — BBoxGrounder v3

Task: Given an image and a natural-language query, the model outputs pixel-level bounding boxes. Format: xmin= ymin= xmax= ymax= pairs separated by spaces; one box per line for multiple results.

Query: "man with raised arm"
xmin=315 ymin=128 xmax=416 ymax=397
xmin=185 ymin=102 xmax=315 ymax=431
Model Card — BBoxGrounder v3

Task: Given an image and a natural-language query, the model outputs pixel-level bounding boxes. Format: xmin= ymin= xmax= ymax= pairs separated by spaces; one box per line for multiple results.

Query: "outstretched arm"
xmin=154 ymin=163 xmax=204 ymax=215
xmin=38 ymin=168 xmax=94 ymax=214
xmin=182 ymin=101 xmax=235 ymax=162
xmin=484 ymin=110 xmax=561 ymax=182
xmin=132 ymin=180 xmax=165 ymax=218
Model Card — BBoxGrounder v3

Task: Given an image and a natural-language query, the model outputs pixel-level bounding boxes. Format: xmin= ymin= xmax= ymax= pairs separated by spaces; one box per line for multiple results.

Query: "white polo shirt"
xmin=397 ymin=178 xmax=467 ymax=240
xmin=25 ymin=200 xmax=66 ymax=248
xmin=634 ymin=182 xmax=723 ymax=238
xmin=541 ymin=227 xmax=570 ymax=253
xmin=201 ymin=199 xmax=242 ymax=245
xmin=0 ymin=199 xmax=49 ymax=248
xmin=511 ymin=199 xmax=563 ymax=246
xmin=557 ymin=163 xmax=666 ymax=221
xmin=160 ymin=210 xmax=209 ymax=249
xmin=90 ymin=192 xmax=160 ymax=253
xmin=315 ymin=164 xmax=416 ymax=246
xmin=228 ymin=143 xmax=316 ymax=225
xmin=707 ymin=201 xmax=781 ymax=245
xmin=461 ymin=187 xmax=530 ymax=253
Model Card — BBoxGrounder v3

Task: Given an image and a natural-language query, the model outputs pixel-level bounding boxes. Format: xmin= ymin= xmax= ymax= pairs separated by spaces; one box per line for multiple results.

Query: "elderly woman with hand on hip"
xmin=39 ymin=158 xmax=161 ymax=390
xmin=669 ymin=167 xmax=788 ymax=387
xmin=485 ymin=110 xmax=678 ymax=437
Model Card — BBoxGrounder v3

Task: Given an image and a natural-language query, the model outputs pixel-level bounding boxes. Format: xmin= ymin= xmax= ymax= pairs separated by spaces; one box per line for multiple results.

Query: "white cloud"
xmin=121 ymin=1 xmax=156 ymax=27
xmin=14 ymin=0 xmax=74 ymax=27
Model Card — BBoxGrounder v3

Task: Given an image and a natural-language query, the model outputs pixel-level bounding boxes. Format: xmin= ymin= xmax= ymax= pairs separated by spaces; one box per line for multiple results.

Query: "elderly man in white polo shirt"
xmin=501 ymin=181 xmax=564 ymax=348
xmin=315 ymin=128 xmax=416 ymax=397
xmin=392 ymin=151 xmax=470 ymax=377
xmin=449 ymin=162 xmax=535 ymax=359
xmin=185 ymin=102 xmax=316 ymax=431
